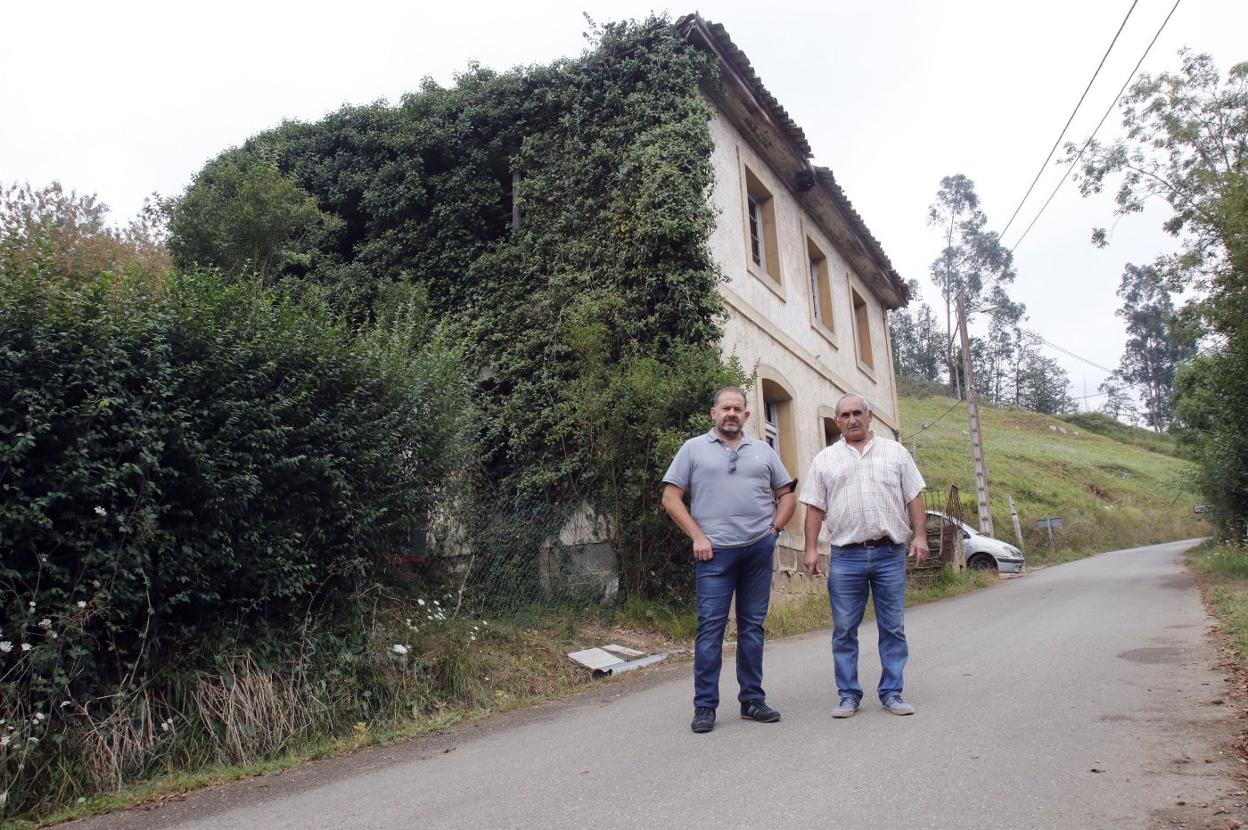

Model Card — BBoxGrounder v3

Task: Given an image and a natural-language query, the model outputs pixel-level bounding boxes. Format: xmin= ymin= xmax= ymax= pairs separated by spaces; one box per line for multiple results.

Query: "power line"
xmin=1008 ymin=0 xmax=1183 ymax=252
xmin=903 ymin=398 xmax=964 ymax=441
xmin=997 ymin=0 xmax=1140 ymax=243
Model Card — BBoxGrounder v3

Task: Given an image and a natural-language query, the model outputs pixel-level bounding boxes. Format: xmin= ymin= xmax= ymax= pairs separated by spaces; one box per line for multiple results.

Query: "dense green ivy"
xmin=173 ymin=17 xmax=739 ymax=597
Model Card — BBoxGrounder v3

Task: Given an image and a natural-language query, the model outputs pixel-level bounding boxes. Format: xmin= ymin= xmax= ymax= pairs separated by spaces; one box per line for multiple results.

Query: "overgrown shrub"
xmin=0 ymin=264 xmax=469 ymax=816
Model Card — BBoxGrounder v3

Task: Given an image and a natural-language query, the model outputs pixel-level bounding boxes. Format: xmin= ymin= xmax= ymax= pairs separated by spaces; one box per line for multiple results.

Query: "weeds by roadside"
xmin=1190 ymin=543 xmax=1248 ymax=667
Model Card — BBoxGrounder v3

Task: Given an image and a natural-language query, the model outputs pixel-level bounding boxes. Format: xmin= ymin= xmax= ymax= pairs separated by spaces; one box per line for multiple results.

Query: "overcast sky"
xmin=3 ymin=0 xmax=1244 ymax=405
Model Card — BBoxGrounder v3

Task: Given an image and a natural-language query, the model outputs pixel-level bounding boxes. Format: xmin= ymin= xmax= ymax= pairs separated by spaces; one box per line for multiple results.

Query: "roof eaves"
xmin=814 ymin=166 xmax=910 ymax=304
xmin=676 ymin=13 xmax=812 ymax=158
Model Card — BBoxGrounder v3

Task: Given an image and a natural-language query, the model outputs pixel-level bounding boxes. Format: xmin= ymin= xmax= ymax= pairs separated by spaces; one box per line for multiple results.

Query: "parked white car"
xmin=925 ymin=511 xmax=1025 ymax=574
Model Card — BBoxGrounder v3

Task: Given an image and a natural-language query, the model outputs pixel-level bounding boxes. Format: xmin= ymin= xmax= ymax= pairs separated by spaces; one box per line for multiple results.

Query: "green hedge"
xmin=0 ymin=266 xmax=468 ymax=698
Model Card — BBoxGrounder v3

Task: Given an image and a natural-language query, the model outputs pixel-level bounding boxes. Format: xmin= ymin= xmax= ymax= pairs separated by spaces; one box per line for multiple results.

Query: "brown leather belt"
xmin=854 ymin=536 xmax=894 ymax=548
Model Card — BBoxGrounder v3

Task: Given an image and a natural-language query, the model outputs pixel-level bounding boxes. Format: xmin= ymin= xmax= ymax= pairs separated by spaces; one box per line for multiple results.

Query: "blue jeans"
xmin=826 ymin=542 xmax=908 ymax=702
xmin=693 ymin=535 xmax=776 ymax=709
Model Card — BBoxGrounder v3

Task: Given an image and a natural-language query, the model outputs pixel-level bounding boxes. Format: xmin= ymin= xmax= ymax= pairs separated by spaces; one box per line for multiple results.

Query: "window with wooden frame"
xmin=759 ymin=374 xmax=798 ymax=529
xmin=744 ymin=166 xmax=781 ymax=285
xmin=851 ymin=288 xmax=875 ymax=371
xmin=807 ymin=238 xmax=834 ymax=339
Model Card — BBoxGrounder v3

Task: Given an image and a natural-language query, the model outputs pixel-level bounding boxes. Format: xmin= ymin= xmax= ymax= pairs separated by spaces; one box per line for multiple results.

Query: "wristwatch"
xmin=770 ymin=524 xmax=782 ymax=537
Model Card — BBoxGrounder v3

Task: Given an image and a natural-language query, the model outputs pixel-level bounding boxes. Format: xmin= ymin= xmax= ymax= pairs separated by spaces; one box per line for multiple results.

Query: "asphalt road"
xmin=67 ymin=539 xmax=1248 ymax=830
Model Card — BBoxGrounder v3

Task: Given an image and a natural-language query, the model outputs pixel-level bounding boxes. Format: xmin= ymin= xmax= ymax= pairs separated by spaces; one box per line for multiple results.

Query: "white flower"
xmin=20 ymin=643 xmax=32 ymax=652
xmin=160 ymin=720 xmax=171 ymax=732
xmin=77 ymin=600 xmax=87 ymax=609
xmin=432 ymin=599 xmax=440 ymax=606
xmin=417 ymin=599 xmax=426 ymax=606
xmin=28 ymin=601 xmax=35 ymax=610
xmin=0 ymin=735 xmax=9 ymax=747
xmin=470 ymin=635 xmax=476 ymax=642
xmin=48 ymin=630 xmax=57 ymax=639
xmin=390 ymin=644 xmax=409 ymax=656
xmin=405 ymin=618 xmax=412 ymax=626
xmin=94 ymin=506 xmax=107 ymax=517
xmin=59 ymin=701 xmax=71 ymax=708
xmin=33 ymin=712 xmax=45 ymax=722
xmin=473 ymin=626 xmax=479 ymax=631
xmin=0 ymin=642 xmax=11 ymax=653
xmin=38 ymin=618 xmax=52 ymax=630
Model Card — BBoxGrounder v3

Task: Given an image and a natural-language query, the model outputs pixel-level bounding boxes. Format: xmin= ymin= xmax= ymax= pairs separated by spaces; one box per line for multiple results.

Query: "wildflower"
xmin=33 ymin=712 xmax=45 ymax=723
xmin=0 ymin=642 xmax=11 ymax=653
xmin=78 ymin=797 xmax=87 ymax=804
xmin=470 ymin=635 xmax=476 ymax=642
xmin=405 ymin=618 xmax=412 ymax=626
xmin=390 ymin=644 xmax=409 ymax=656
xmin=160 ymin=720 xmax=171 ymax=732
xmin=0 ymin=735 xmax=8 ymax=747
xmin=433 ymin=599 xmax=440 ymax=606
xmin=38 ymin=618 xmax=52 ymax=629
xmin=94 ymin=506 xmax=107 ymax=517
xmin=473 ymin=625 xmax=480 ymax=631
xmin=77 ymin=600 xmax=87 ymax=609
xmin=59 ymin=701 xmax=71 ymax=708
xmin=28 ymin=601 xmax=35 ymax=610
xmin=20 ymin=643 xmax=32 ymax=652
xmin=48 ymin=630 xmax=57 ymax=639
xmin=417 ymin=598 xmax=426 ymax=606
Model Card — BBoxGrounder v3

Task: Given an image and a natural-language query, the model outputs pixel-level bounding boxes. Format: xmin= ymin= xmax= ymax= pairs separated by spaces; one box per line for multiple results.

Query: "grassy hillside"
xmin=900 ymin=393 xmax=1206 ymax=565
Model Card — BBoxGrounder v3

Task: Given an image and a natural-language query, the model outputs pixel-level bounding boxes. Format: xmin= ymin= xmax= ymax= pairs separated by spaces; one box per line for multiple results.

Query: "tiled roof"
xmin=813 ymin=167 xmax=908 ymax=301
xmin=675 ymin=13 xmax=812 ymax=158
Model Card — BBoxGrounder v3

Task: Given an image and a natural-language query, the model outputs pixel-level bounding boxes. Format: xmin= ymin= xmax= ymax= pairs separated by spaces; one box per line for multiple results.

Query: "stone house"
xmin=675 ymin=14 xmax=910 ymax=598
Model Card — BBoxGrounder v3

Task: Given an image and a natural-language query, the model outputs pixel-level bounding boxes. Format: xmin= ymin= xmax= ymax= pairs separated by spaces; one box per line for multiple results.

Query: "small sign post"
xmin=1035 ymin=517 xmax=1064 ymax=546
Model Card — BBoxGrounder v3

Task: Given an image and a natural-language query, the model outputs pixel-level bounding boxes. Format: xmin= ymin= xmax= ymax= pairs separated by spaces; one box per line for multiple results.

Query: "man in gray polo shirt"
xmin=662 ymin=385 xmax=796 ymax=733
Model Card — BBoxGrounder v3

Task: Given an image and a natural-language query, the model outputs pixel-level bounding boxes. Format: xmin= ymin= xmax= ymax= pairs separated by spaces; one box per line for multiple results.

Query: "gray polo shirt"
xmin=662 ymin=431 xmax=793 ymax=548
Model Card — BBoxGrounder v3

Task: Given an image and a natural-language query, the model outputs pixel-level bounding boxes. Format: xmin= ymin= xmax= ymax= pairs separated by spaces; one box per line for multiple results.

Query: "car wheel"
xmin=968 ymin=554 xmax=998 ymax=572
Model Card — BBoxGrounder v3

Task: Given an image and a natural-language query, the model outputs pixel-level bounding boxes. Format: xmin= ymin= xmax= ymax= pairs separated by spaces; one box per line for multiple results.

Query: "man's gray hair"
xmin=835 ymin=392 xmax=872 ymax=417
xmin=712 ymin=385 xmax=748 ymax=408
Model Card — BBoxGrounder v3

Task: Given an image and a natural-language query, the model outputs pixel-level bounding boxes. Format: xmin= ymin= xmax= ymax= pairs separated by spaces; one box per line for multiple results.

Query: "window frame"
xmin=850 ymin=286 xmax=877 ymax=377
xmin=741 ymin=163 xmax=784 ymax=295
xmin=806 ymin=237 xmax=837 ymax=346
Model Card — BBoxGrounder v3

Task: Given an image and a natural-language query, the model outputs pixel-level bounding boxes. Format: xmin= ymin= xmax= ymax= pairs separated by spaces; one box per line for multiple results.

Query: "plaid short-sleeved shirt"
xmin=799 ymin=435 xmax=925 ymax=546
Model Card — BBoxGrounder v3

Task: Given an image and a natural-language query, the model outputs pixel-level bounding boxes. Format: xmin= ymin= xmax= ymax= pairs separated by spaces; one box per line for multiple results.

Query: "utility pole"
xmin=957 ymin=287 xmax=994 ymax=536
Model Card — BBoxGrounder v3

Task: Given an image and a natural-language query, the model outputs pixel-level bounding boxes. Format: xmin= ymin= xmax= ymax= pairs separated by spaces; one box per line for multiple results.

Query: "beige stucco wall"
xmin=706 ymin=112 xmax=899 ymax=438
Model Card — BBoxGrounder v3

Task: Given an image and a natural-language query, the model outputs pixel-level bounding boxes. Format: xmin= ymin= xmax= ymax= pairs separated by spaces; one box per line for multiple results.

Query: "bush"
xmin=0 ymin=265 xmax=468 ymax=816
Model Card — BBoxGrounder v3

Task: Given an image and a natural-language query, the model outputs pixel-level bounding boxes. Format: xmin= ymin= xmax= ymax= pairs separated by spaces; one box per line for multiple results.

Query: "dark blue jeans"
xmin=826 ymin=542 xmax=908 ymax=703
xmin=693 ymin=535 xmax=776 ymax=709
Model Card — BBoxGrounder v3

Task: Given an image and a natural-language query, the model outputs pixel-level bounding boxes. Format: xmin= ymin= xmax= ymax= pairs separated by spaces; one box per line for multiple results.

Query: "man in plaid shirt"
xmin=801 ymin=393 xmax=928 ymax=718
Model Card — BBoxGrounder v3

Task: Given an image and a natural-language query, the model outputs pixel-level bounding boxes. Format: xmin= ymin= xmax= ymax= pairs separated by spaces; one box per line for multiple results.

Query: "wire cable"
xmin=1008 ymin=0 xmax=1183 ymax=252
xmin=903 ymin=398 xmax=965 ymax=441
xmin=997 ymin=0 xmax=1140 ymax=243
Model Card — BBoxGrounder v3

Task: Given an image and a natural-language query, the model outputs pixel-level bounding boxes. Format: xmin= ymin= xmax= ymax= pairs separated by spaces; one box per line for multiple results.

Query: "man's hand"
xmin=909 ymin=536 xmax=930 ymax=566
xmin=802 ymin=549 xmax=821 ymax=576
xmin=693 ymin=534 xmax=713 ymax=561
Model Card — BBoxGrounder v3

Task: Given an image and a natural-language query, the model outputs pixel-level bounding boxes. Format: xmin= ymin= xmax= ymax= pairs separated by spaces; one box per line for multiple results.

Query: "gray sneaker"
xmin=831 ymin=696 xmax=860 ymax=718
xmin=882 ymin=695 xmax=915 ymax=716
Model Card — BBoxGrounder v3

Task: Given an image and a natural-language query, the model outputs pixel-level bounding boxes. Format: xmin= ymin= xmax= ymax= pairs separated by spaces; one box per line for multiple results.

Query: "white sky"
xmin=3 ymin=0 xmax=1244 ymax=405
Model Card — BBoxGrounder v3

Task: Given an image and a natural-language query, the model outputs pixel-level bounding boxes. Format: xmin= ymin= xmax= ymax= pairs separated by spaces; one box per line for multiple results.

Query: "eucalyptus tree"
xmin=927 ymin=174 xmax=1017 ymax=397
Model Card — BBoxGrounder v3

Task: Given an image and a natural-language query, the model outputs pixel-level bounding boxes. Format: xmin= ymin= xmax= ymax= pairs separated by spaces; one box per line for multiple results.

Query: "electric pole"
xmin=957 ymin=287 xmax=994 ymax=536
